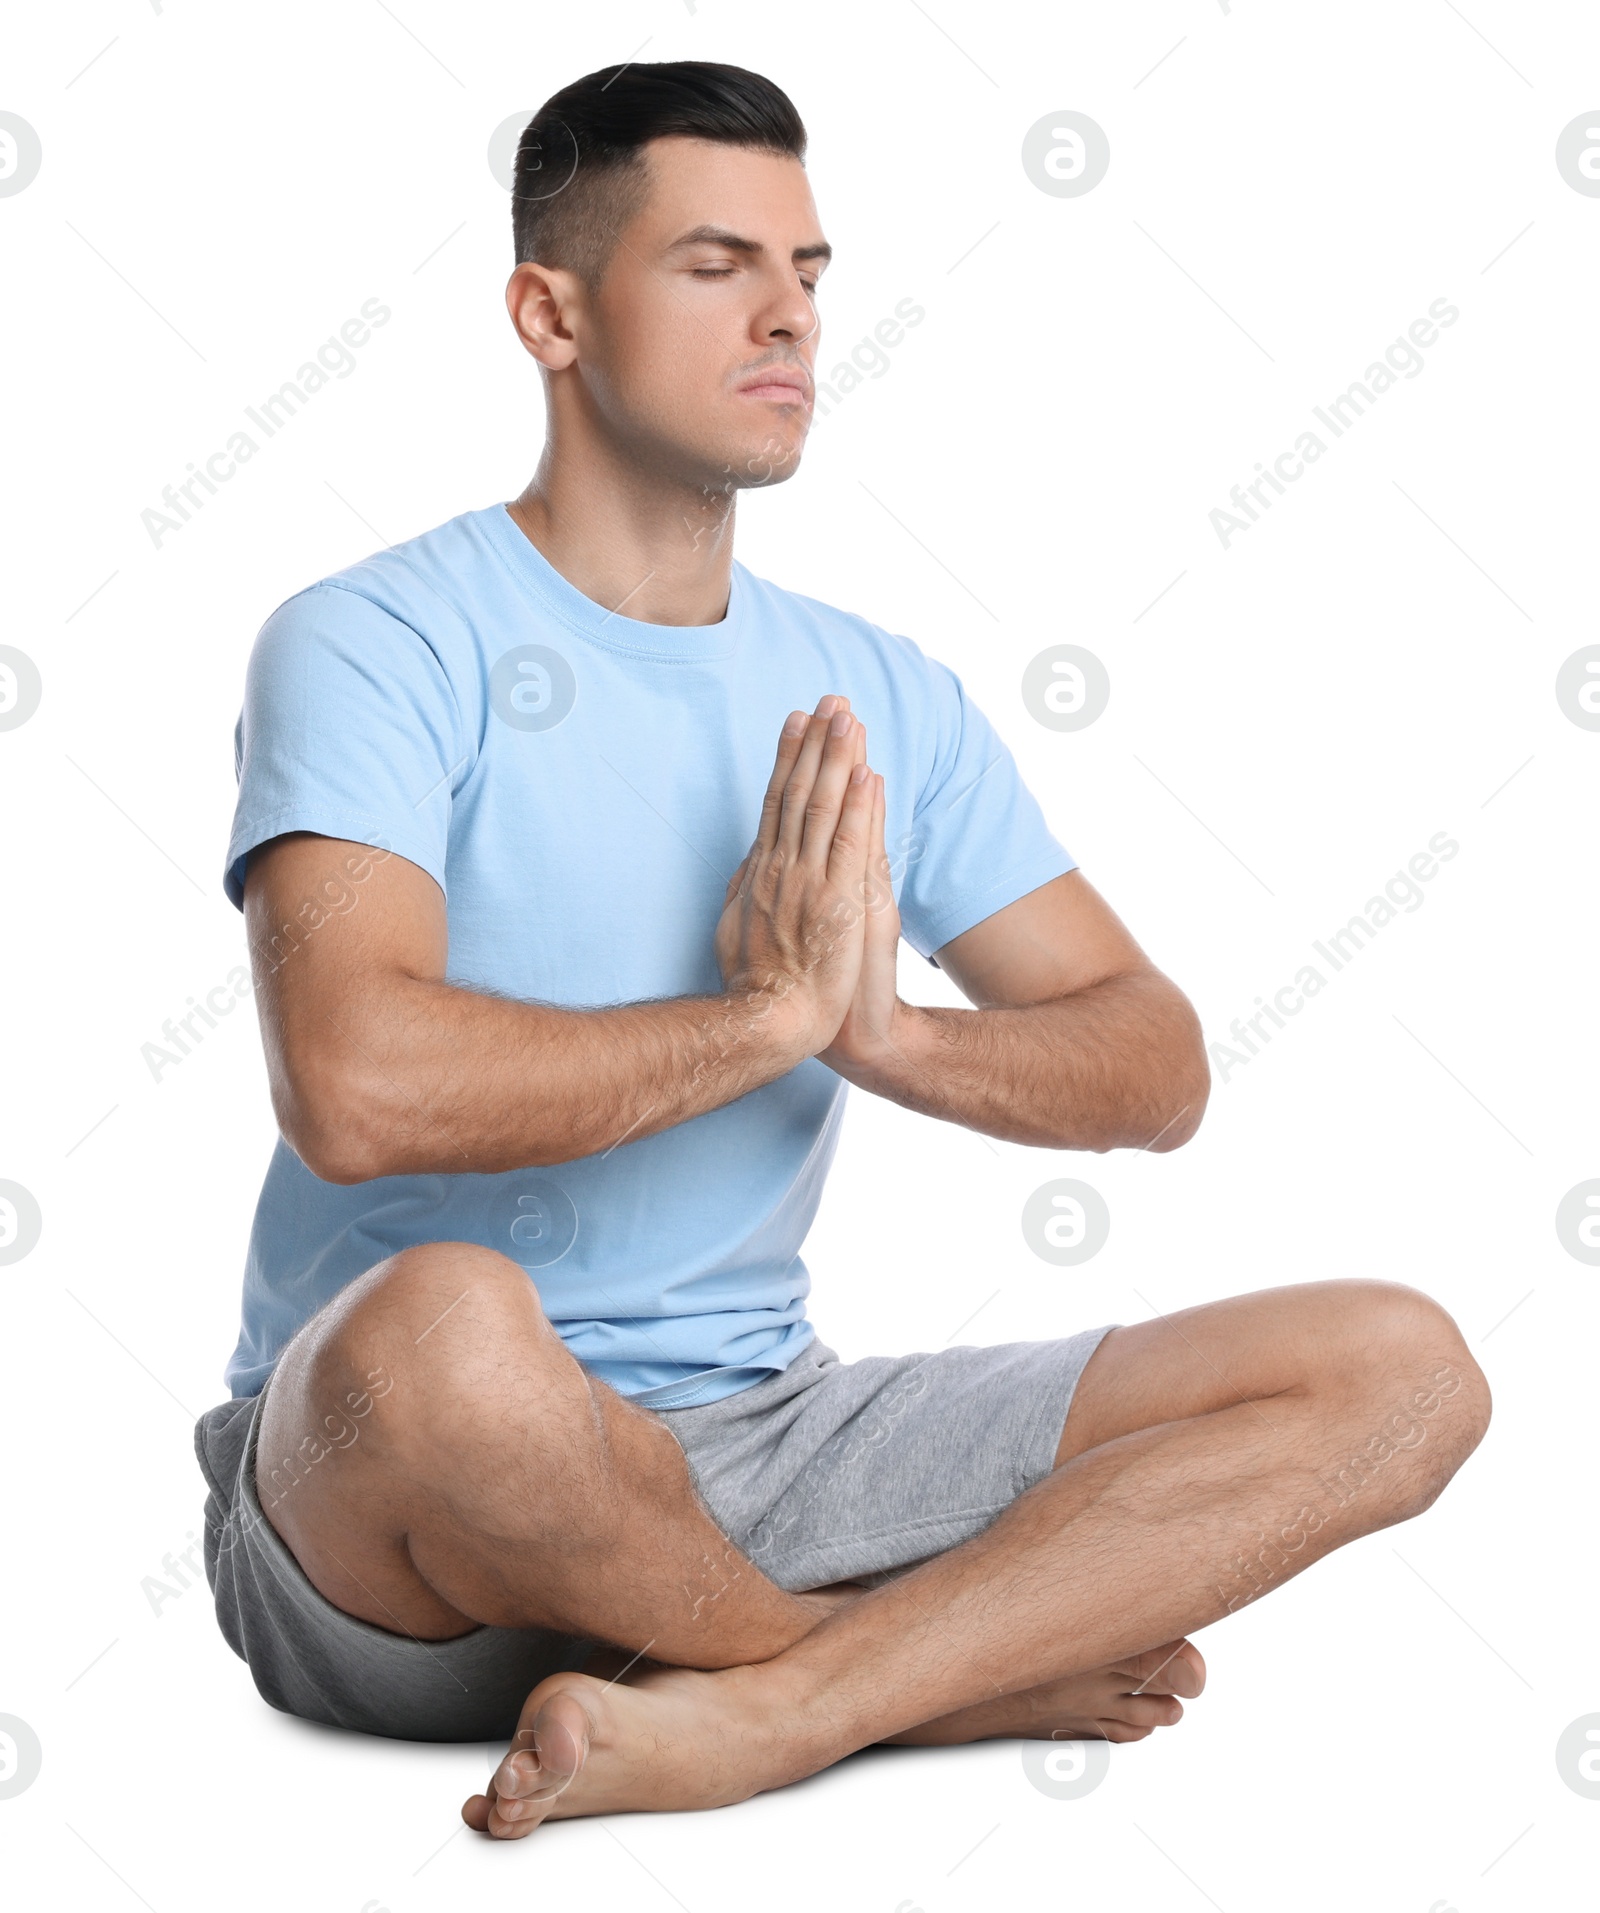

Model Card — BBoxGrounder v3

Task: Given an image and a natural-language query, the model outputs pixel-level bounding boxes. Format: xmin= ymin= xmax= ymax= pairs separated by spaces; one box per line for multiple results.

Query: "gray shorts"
xmin=194 ymin=1326 xmax=1115 ymax=1743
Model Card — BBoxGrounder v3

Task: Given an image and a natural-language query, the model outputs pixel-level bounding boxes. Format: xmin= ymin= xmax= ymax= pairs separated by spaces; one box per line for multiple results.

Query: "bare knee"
xmin=1312 ymin=1280 xmax=1491 ymax=1513
xmin=1339 ymin=1280 xmax=1489 ymax=1429
xmin=343 ymin=1240 xmax=547 ymax=1348
xmin=270 ymin=1242 xmax=568 ymax=1456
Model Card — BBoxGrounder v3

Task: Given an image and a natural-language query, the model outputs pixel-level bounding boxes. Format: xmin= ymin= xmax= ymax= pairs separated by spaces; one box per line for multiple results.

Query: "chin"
xmin=725 ymin=431 xmax=810 ymax=490
xmin=669 ymin=422 xmax=809 ymax=499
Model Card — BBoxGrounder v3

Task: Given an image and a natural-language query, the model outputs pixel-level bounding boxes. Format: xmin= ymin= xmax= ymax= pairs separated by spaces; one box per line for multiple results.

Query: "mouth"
xmin=735 ymin=366 xmax=811 ymax=406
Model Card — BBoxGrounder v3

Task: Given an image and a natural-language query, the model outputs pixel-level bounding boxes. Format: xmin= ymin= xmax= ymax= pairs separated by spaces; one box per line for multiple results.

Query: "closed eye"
xmin=689 ymin=266 xmax=820 ymax=295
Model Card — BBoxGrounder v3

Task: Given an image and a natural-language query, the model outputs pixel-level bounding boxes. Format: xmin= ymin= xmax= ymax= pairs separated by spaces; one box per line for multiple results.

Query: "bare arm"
xmin=818 ymin=829 xmax=1210 ymax=1153
xmin=246 ymin=698 xmax=876 ymax=1184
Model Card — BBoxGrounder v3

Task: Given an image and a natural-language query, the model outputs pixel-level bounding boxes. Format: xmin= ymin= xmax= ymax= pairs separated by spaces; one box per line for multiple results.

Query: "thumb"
xmin=723 ymin=844 xmax=754 ymax=906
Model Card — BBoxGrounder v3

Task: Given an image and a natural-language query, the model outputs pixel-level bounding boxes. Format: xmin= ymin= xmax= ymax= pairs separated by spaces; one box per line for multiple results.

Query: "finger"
xmin=754 ymin=709 xmax=812 ymax=857
xmin=797 ymin=706 xmax=865 ymax=871
xmin=866 ymin=771 xmax=891 ymax=916
xmin=757 ymin=696 xmax=851 ymax=860
xmin=777 ymin=696 xmax=850 ymax=862
xmin=723 ymin=844 xmax=753 ymax=907
xmin=825 ymin=758 xmax=875 ymax=890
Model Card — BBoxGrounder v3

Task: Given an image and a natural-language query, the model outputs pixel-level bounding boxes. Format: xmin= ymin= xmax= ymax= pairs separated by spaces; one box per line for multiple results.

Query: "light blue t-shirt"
xmin=223 ymin=503 xmax=1076 ymax=1406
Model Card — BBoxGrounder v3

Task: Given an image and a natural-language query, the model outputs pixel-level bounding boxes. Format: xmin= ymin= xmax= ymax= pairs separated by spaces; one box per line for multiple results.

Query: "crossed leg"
xmin=258 ymin=1244 xmax=1190 ymax=1736
xmin=253 ymin=1243 xmax=1489 ymax=1835
xmin=472 ymin=1271 xmax=1489 ymax=1830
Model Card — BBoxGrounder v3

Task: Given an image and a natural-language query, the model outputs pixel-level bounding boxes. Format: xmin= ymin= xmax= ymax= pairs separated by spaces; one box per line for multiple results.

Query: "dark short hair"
xmin=512 ymin=61 xmax=807 ymax=289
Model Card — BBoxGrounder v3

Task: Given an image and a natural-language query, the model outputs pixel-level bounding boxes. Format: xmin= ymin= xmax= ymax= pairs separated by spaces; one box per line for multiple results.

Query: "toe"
xmin=466 ymin=1682 xmax=597 ymax=1841
xmin=1116 ymin=1639 xmax=1206 ymax=1699
xmin=530 ymin=1691 xmax=591 ymax=1787
xmin=1114 ymin=1694 xmax=1183 ymax=1730
xmin=1159 ymin=1642 xmax=1205 ymax=1697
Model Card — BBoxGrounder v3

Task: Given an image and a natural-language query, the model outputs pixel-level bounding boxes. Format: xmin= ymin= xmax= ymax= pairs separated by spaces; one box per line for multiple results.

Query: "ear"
xmin=506 ymin=260 xmax=583 ymax=371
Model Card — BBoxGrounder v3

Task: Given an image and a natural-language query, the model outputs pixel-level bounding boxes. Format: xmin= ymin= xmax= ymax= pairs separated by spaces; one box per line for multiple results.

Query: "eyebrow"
xmin=666 ymin=223 xmax=833 ymax=266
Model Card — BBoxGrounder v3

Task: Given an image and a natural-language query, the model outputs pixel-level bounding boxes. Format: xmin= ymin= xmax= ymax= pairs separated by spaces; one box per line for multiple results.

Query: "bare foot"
xmin=461 ymin=1660 xmax=824 ymax=1839
xmin=879 ymin=1638 xmax=1206 ymax=1745
xmin=460 ymin=1638 xmax=1206 ymax=1838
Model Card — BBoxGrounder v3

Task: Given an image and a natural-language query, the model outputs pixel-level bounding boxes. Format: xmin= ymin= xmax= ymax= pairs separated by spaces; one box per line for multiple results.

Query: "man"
xmin=194 ymin=61 xmax=1490 ymax=1836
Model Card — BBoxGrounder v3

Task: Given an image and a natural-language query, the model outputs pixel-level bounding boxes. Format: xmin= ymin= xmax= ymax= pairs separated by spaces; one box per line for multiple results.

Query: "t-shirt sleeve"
xmin=223 ymin=582 xmax=468 ymax=909
xmin=895 ymin=656 xmax=1077 ymax=961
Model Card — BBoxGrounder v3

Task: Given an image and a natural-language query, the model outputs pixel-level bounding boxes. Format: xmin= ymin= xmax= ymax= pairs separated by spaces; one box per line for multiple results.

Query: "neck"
xmin=508 ymin=425 xmax=737 ymax=628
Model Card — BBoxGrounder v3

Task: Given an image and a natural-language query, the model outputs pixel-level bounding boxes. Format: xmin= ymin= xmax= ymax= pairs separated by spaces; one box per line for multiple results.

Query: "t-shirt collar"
xmin=483 ymin=502 xmax=742 ymax=661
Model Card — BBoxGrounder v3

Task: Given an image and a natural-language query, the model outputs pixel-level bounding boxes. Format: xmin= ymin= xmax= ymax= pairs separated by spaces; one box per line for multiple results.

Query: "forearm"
xmin=836 ymin=970 xmax=1209 ymax=1153
xmin=284 ymin=978 xmax=808 ymax=1182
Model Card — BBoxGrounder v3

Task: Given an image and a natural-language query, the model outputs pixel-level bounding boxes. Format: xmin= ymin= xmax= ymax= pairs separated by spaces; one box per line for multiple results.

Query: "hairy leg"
xmin=575 ymin=1613 xmax=1208 ymax=1749
xmin=878 ymin=1640 xmax=1205 ymax=1746
xmin=256 ymin=1241 xmax=832 ymax=1665
xmin=472 ymin=1278 xmax=1490 ymax=1834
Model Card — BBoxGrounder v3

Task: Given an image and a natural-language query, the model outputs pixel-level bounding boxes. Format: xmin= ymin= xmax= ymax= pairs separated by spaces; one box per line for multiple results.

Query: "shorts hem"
xmin=743 ymin=1505 xmax=1014 ymax=1591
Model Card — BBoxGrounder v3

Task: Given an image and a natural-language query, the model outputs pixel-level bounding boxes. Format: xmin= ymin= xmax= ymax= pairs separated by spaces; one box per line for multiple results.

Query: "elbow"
xmin=294 ymin=1129 xmax=385 ymax=1187
xmin=1146 ymin=1028 xmax=1211 ymax=1152
xmin=1126 ymin=982 xmax=1210 ymax=1152
xmin=271 ymin=1058 xmax=392 ymax=1186
xmin=283 ymin=1108 xmax=388 ymax=1187
xmin=1145 ymin=1078 xmax=1209 ymax=1151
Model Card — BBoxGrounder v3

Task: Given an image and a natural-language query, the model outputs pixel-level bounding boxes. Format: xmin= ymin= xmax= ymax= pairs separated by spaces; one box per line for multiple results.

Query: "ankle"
xmin=715 ymin=1656 xmax=856 ymax=1780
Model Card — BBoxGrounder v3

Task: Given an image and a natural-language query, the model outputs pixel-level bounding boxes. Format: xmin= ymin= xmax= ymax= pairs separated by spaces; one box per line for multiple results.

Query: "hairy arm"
xmin=246 ymin=698 xmax=876 ymax=1184
xmin=820 ymin=862 xmax=1210 ymax=1153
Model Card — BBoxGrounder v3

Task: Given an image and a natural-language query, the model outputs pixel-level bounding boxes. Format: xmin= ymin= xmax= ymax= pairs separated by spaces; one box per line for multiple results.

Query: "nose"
xmin=759 ymin=278 xmax=819 ymax=350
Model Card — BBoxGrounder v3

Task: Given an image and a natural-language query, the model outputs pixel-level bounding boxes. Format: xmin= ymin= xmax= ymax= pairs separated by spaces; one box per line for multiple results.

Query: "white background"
xmin=2 ymin=2 xmax=1597 ymax=1908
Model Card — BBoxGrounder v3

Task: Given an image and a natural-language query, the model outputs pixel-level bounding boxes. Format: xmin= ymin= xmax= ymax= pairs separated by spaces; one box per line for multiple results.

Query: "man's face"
xmin=576 ymin=138 xmax=829 ymax=495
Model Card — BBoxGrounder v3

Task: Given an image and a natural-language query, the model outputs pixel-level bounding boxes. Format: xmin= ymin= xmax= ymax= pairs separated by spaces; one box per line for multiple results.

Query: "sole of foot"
xmin=462 ymin=1638 xmax=1206 ymax=1837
